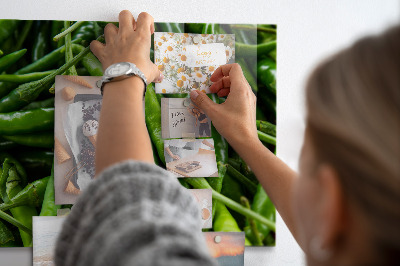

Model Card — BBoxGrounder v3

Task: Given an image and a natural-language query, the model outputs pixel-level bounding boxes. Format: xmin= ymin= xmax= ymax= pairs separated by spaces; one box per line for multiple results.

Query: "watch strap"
xmin=97 ymin=62 xmax=148 ymax=97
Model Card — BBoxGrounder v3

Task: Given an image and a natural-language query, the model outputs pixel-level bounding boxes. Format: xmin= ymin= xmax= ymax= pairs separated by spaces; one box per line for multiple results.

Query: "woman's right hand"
xmin=189 ymin=63 xmax=259 ymax=149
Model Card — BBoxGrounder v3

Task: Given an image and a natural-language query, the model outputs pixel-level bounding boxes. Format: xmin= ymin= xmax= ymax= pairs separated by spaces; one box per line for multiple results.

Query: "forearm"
xmin=95 ymin=77 xmax=153 ymax=175
xmin=230 ymin=137 xmax=299 ymax=241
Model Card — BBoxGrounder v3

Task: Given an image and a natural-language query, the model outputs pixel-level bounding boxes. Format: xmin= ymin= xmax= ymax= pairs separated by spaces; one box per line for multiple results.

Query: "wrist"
xmin=102 ymin=76 xmax=145 ymax=97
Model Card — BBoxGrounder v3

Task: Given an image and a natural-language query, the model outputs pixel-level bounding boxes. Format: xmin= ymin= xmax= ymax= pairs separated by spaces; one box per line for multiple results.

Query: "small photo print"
xmin=54 ymin=75 xmax=102 ymax=204
xmin=204 ymin=232 xmax=245 ymax=266
xmin=154 ymin=32 xmax=235 ymax=94
xmin=188 ymin=189 xmax=212 ymax=228
xmin=161 ymin=98 xmax=211 ymax=139
xmin=33 ymin=216 xmax=66 ymax=266
xmin=164 ymin=138 xmax=218 ymax=177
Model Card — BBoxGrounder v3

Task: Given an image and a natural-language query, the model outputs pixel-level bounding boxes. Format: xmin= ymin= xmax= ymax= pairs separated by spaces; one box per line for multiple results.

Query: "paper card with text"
xmin=154 ymin=33 xmax=235 ymax=94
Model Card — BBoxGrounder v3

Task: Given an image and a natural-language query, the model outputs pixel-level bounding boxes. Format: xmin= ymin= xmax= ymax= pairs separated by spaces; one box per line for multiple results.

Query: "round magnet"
xmin=193 ymin=35 xmax=201 ymax=44
xmin=214 ymin=235 xmax=221 ymax=243
xmin=183 ymin=98 xmax=191 ymax=107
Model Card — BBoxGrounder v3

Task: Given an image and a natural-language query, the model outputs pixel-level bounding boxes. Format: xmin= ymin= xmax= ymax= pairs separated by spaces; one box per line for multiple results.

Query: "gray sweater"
xmin=54 ymin=160 xmax=217 ymax=266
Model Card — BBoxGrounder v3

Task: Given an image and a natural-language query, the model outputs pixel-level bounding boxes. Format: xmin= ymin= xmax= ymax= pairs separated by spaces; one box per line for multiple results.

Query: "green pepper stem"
xmin=213 ymin=189 xmax=276 ymax=232
xmin=258 ymin=130 xmax=276 ymax=145
xmin=241 ymin=196 xmax=263 ymax=245
xmin=53 ymin=21 xmax=85 ymax=41
xmin=0 ymin=209 xmax=32 ymax=235
xmin=226 ymin=164 xmax=257 ymax=194
xmin=0 ymin=202 xmax=21 ymax=211
xmin=41 ymin=35 xmax=104 ymax=86
xmin=0 ymin=70 xmax=55 ymax=83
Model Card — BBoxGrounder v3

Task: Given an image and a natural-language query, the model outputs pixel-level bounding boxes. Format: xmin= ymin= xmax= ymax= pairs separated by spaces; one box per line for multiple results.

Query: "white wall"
xmin=0 ymin=1 xmax=398 ymax=265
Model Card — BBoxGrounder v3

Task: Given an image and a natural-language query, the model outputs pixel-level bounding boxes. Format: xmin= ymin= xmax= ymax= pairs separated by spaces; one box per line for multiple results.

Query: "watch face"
xmin=106 ymin=62 xmax=131 ymax=77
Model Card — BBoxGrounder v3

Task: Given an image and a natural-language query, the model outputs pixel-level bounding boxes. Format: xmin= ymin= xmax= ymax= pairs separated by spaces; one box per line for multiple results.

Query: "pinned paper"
xmin=154 ymin=33 xmax=235 ymax=94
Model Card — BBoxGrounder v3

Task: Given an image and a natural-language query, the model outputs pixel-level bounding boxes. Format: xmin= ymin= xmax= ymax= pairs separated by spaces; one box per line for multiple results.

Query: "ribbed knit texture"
xmin=54 ymin=160 xmax=217 ymax=266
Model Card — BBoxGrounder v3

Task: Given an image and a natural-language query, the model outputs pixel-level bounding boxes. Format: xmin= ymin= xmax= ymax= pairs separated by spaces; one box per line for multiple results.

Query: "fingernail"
xmin=190 ymin=90 xmax=199 ymax=100
xmin=155 ymin=72 xmax=164 ymax=83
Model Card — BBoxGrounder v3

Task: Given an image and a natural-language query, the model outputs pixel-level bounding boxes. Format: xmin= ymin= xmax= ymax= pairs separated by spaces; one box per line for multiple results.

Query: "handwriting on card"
xmin=184 ymin=43 xmax=226 ymax=67
xmin=171 ymin=111 xmax=186 ymax=128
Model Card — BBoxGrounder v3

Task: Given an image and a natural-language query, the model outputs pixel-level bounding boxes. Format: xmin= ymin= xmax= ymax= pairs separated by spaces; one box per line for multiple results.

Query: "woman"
xmin=187 ymin=105 xmax=211 ymax=137
xmin=55 ymin=10 xmax=400 ymax=266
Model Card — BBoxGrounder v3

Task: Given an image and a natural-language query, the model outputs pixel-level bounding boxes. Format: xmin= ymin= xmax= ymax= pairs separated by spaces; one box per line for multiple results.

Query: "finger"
xmin=136 ymin=12 xmax=154 ymax=37
xmin=90 ymin=40 xmax=105 ymax=60
xmin=190 ymin=90 xmax=217 ymax=117
xmin=217 ymin=88 xmax=230 ymax=97
xmin=209 ymin=76 xmax=231 ymax=93
xmin=210 ymin=63 xmax=244 ymax=84
xmin=118 ymin=10 xmax=135 ymax=35
xmin=104 ymin=23 xmax=118 ymax=44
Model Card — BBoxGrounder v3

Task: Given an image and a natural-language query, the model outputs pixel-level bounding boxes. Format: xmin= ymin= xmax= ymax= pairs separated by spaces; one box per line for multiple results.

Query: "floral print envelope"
xmin=154 ymin=33 xmax=235 ymax=94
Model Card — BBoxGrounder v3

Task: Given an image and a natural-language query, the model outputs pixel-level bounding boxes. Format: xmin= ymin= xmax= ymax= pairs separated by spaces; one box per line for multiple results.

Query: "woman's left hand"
xmin=90 ymin=10 xmax=163 ymax=83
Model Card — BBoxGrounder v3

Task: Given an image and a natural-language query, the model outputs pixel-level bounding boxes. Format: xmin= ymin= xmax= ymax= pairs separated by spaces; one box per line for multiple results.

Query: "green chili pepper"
xmin=70 ymin=44 xmax=103 ymax=76
xmin=0 ymin=161 xmax=37 ymax=247
xmin=11 ymin=148 xmax=53 ymax=177
xmin=256 ymin=120 xmax=276 ymax=137
xmin=226 ymin=164 xmax=257 ymax=194
xmin=257 ymin=57 xmax=276 ymax=94
xmin=14 ymin=21 xmax=33 ymax=52
xmin=0 ymin=136 xmax=19 ymax=151
xmin=185 ymin=177 xmax=275 ymax=231
xmin=0 ymin=176 xmax=49 ymax=211
xmin=213 ymin=201 xmax=252 ymax=246
xmin=0 ymin=38 xmax=81 ymax=99
xmin=51 ymin=20 xmax=65 ymax=49
xmin=0 ymin=153 xmax=27 ymax=187
xmin=40 ymin=165 xmax=61 ymax=216
xmin=71 ymin=21 xmax=97 ymax=46
xmin=0 ymin=209 xmax=31 ymax=238
xmin=236 ymin=40 xmax=276 ymax=58
xmin=257 ymin=130 xmax=276 ymax=146
xmin=251 ymin=184 xmax=276 ymax=245
xmin=0 ymin=220 xmax=15 ymax=246
xmin=184 ymin=23 xmax=205 ymax=34
xmin=144 ymin=84 xmax=165 ymax=163
xmin=3 ymin=131 xmax=54 ymax=148
xmin=221 ymin=172 xmax=244 ymax=204
xmin=0 ymin=36 xmax=101 ymax=112
xmin=0 ymin=49 xmax=27 ymax=74
xmin=21 ymin=97 xmax=54 ymax=110
xmin=64 ymin=21 xmax=78 ymax=76
xmin=0 ymin=20 xmax=19 ymax=44
xmin=32 ymin=21 xmax=51 ymax=62
xmin=0 ymin=70 xmax=55 ymax=84
xmin=158 ymin=23 xmax=184 ymax=33
xmin=0 ymin=50 xmax=2 ymax=56
xmin=53 ymin=21 xmax=85 ymax=42
xmin=0 ymin=108 xmax=54 ymax=135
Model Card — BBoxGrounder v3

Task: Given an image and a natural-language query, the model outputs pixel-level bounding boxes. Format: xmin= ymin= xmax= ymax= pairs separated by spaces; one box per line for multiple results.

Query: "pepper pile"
xmin=0 ymin=20 xmax=276 ymax=247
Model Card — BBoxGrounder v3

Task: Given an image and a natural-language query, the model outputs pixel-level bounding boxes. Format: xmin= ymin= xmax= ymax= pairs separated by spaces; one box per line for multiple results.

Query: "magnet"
xmin=193 ymin=35 xmax=201 ymax=44
xmin=214 ymin=235 xmax=221 ymax=244
xmin=183 ymin=98 xmax=191 ymax=107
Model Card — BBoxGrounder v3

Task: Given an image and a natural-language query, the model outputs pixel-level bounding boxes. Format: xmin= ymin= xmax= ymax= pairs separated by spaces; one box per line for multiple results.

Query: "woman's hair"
xmin=305 ymin=25 xmax=400 ymax=263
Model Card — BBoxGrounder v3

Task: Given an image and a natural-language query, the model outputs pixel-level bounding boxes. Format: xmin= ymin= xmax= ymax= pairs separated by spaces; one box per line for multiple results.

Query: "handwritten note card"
xmin=185 ymin=43 xmax=226 ymax=67
xmin=161 ymin=98 xmax=212 ymax=139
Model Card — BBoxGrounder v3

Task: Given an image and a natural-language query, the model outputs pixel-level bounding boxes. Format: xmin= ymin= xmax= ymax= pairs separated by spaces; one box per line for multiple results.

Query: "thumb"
xmin=150 ymin=63 xmax=164 ymax=83
xmin=190 ymin=90 xmax=216 ymax=115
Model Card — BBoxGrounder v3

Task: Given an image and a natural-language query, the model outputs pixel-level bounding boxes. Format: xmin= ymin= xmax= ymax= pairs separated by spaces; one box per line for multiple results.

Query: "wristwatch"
xmin=96 ymin=62 xmax=148 ymax=97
